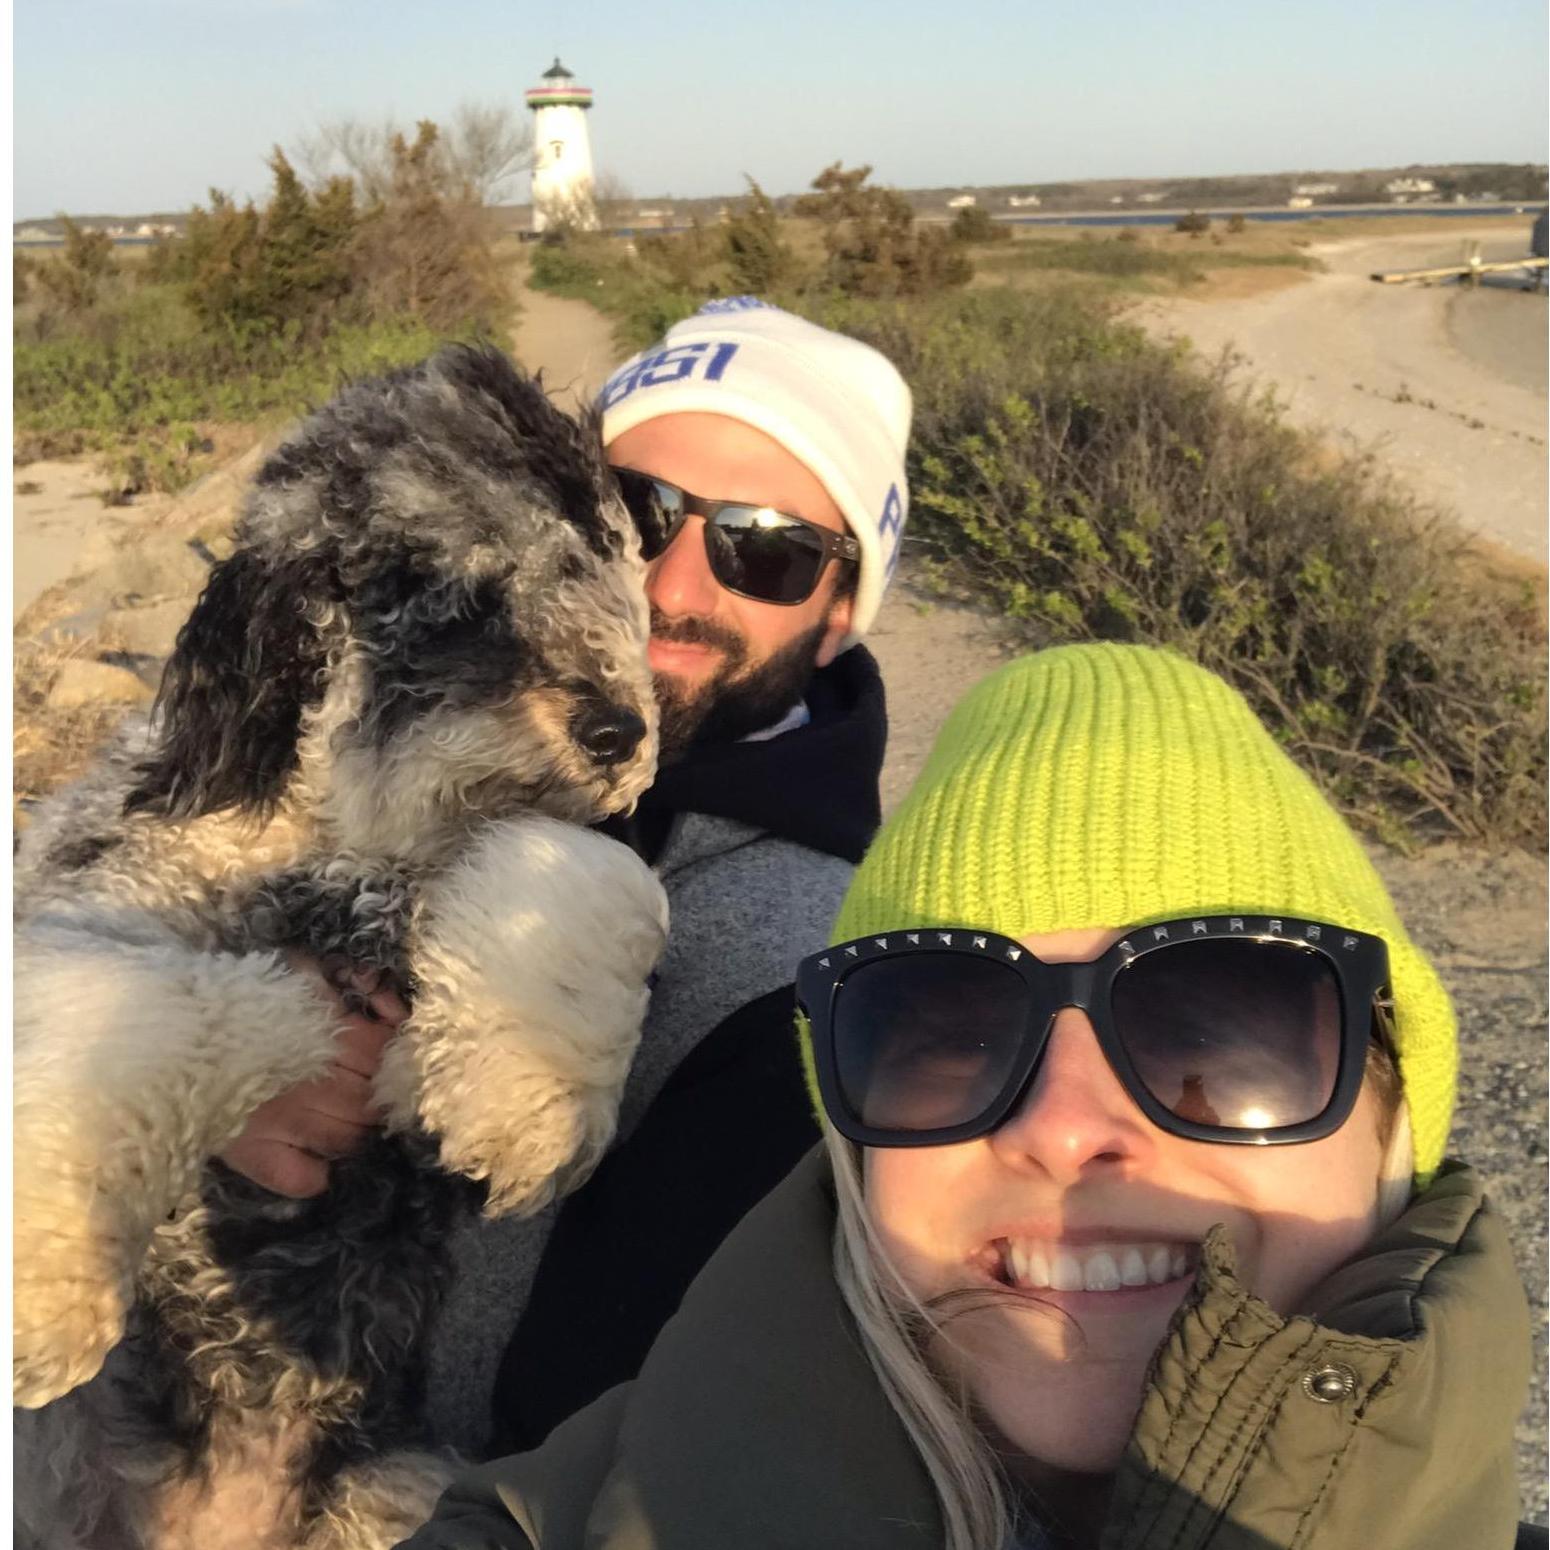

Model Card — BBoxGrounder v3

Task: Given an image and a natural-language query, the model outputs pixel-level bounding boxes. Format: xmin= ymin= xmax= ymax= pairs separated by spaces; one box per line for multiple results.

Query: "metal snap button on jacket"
xmin=1301 ymin=1363 xmax=1358 ymax=1403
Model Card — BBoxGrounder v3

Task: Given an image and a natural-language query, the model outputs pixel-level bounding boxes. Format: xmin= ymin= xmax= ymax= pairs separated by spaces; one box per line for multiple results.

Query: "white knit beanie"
xmin=598 ymin=298 xmax=913 ymax=646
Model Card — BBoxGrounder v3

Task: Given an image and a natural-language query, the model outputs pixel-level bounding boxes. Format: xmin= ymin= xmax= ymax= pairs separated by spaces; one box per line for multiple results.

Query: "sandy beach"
xmin=11 ymin=461 xmax=143 ymax=618
xmin=1135 ymin=222 xmax=1547 ymax=564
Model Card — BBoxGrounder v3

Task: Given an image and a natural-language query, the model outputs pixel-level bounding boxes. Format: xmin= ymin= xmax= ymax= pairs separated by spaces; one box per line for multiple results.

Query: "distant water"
xmin=1009 ymin=203 xmax=1548 ymax=228
xmin=13 ymin=235 xmax=162 ymax=247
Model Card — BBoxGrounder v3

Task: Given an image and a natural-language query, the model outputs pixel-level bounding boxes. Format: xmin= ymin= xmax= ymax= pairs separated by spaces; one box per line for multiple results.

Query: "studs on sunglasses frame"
xmin=813 ymin=930 xmax=1020 ymax=974
xmin=808 ymin=915 xmax=1371 ymax=991
xmin=1116 ymin=917 xmax=1365 ymax=958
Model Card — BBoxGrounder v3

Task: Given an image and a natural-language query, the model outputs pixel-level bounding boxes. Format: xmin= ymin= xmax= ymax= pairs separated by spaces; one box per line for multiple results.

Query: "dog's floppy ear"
xmin=124 ymin=547 xmax=335 ymax=820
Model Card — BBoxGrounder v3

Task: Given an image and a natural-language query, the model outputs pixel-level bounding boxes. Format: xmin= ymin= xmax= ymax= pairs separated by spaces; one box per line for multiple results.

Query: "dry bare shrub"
xmin=12 ymin=638 xmax=136 ymax=826
xmin=295 ymin=103 xmax=533 ymax=207
xmin=350 ymin=121 xmax=512 ymax=333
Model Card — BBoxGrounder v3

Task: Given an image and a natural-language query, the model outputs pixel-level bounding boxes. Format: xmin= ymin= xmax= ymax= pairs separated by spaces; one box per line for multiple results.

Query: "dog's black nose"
xmin=572 ymin=702 xmax=647 ymax=766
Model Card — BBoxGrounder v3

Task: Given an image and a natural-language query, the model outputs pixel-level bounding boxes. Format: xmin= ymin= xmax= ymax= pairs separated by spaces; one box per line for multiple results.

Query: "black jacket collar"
xmin=604 ymin=646 xmax=886 ymax=867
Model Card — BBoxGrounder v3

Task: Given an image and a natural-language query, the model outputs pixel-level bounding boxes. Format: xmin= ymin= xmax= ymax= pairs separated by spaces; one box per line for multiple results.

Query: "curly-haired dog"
xmin=13 ymin=345 xmax=670 ymax=1550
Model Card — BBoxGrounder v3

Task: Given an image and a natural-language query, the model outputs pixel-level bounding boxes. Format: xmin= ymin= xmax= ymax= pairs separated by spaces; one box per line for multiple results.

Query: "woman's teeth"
xmin=998 ymin=1239 xmax=1192 ymax=1292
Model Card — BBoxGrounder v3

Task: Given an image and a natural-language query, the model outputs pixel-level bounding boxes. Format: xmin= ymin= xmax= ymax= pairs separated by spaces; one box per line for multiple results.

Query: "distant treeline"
xmin=18 ymin=161 xmax=1548 ymax=239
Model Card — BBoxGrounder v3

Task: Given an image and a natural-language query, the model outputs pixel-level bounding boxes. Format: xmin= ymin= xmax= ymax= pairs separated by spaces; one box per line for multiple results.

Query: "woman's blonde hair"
xmin=824 ymin=1042 xmax=1415 ymax=1550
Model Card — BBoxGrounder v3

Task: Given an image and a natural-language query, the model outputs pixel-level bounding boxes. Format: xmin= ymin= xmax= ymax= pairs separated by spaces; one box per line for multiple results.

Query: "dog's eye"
xmin=357 ymin=574 xmax=531 ymax=745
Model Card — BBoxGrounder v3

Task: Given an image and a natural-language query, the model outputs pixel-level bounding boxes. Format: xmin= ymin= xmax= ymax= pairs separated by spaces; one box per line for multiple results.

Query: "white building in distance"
xmin=525 ymin=58 xmax=598 ymax=233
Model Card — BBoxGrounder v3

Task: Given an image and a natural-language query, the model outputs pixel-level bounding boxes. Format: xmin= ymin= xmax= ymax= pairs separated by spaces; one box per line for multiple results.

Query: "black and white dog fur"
xmin=13 ymin=346 xmax=670 ymax=1550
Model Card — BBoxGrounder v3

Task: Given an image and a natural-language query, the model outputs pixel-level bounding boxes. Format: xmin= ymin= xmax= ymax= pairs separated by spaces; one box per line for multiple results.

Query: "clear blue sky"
xmin=13 ymin=0 xmax=1548 ymax=219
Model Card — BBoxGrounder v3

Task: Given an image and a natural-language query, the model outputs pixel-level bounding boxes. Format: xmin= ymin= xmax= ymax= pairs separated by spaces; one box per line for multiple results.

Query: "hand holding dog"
xmin=219 ymin=958 xmax=408 ymax=1199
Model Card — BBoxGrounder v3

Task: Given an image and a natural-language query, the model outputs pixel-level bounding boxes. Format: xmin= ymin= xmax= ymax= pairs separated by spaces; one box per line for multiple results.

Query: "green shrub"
xmin=174 ymin=133 xmax=510 ymax=341
xmin=14 ymin=250 xmax=38 ymax=304
xmin=33 ymin=217 xmax=118 ymax=312
xmin=1226 ymin=213 xmax=1247 ymax=234
xmin=529 ymin=240 xmax=606 ymax=292
xmin=13 ymin=279 xmax=446 ymax=460
xmin=1175 ymin=210 xmax=1211 ymax=235
xmin=804 ymin=288 xmax=1545 ymax=846
xmin=724 ymin=179 xmax=797 ymax=293
xmin=948 ymin=205 xmax=1011 ymax=245
xmin=794 ymin=163 xmax=972 ymax=297
xmin=636 ymin=220 xmax=725 ymax=293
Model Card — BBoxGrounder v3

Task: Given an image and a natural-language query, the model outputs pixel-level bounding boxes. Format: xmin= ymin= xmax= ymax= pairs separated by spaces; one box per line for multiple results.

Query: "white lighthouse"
xmin=525 ymin=58 xmax=598 ymax=234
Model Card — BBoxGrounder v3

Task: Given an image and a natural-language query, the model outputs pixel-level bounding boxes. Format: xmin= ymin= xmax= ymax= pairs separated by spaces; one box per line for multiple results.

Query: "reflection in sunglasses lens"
xmin=712 ymin=510 xmax=823 ymax=604
xmin=835 ymin=955 xmax=1029 ymax=1131
xmin=612 ymin=468 xmax=841 ymax=604
xmin=1111 ymin=938 xmax=1342 ymax=1130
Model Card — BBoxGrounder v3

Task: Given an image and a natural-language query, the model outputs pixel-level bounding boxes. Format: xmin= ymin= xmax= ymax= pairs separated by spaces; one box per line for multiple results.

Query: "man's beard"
xmin=651 ymin=606 xmax=830 ymax=763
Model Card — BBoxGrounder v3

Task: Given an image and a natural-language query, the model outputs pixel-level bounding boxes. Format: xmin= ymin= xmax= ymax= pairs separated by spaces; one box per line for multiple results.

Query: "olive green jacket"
xmin=396 ymin=1149 xmax=1530 ymax=1550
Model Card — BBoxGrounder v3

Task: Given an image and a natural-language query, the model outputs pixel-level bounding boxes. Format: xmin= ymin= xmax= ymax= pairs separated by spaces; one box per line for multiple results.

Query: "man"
xmin=222 ymin=299 xmax=913 ymax=1457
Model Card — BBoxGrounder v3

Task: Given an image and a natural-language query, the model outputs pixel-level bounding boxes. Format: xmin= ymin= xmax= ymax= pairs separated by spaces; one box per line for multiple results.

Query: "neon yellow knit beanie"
xmin=816 ymin=643 xmax=1456 ymax=1183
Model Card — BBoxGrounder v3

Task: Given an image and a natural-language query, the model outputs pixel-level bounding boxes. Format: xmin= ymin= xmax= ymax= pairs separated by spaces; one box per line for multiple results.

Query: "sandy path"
xmin=510 ymin=280 xmax=620 ymax=410
xmin=1136 ymin=225 xmax=1548 ymax=564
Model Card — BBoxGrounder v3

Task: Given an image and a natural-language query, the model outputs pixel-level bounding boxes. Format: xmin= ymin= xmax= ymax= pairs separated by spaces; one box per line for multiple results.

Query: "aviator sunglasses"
xmin=611 ymin=466 xmax=860 ymax=606
xmin=796 ymin=915 xmax=1394 ymax=1149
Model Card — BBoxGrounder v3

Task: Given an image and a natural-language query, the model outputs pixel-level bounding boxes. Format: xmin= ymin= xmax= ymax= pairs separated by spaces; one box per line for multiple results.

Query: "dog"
xmin=12 ymin=344 xmax=670 ymax=1550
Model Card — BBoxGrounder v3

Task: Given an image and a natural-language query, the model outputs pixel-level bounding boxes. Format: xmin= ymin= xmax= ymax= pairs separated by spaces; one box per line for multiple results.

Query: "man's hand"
xmin=219 ymin=959 xmax=409 ymax=1199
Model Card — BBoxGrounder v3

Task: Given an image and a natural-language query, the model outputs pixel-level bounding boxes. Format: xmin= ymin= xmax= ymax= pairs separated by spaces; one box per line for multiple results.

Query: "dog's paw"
xmin=387 ymin=814 xmax=668 ymax=1212
xmin=300 ymin=1448 xmax=462 ymax=1550
xmin=386 ymin=1034 xmax=637 ymax=1216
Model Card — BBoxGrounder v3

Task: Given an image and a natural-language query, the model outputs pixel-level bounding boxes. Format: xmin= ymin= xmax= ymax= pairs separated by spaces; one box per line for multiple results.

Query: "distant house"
xmin=1136 ymin=191 xmax=1167 ymax=204
xmin=1108 ymin=195 xmax=1125 ymax=204
xmin=946 ymin=194 xmax=976 ymax=209
xmin=1287 ymin=196 xmax=1315 ymax=209
xmin=1294 ymin=182 xmax=1339 ymax=197
xmin=1007 ymin=194 xmax=1041 ymax=208
xmin=1384 ymin=177 xmax=1437 ymax=201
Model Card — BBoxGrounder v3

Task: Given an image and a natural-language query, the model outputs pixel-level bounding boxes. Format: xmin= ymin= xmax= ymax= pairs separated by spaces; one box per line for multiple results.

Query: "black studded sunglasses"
xmin=796 ymin=915 xmax=1394 ymax=1149
xmin=610 ymin=466 xmax=860 ymax=606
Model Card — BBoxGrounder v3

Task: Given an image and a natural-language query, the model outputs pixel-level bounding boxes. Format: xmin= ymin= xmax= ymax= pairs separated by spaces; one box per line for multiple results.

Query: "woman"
xmin=398 ymin=644 xmax=1532 ymax=1550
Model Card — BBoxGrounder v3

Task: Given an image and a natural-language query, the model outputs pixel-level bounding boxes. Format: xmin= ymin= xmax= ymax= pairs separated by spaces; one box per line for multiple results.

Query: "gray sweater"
xmin=424 ymin=812 xmax=856 ymax=1455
